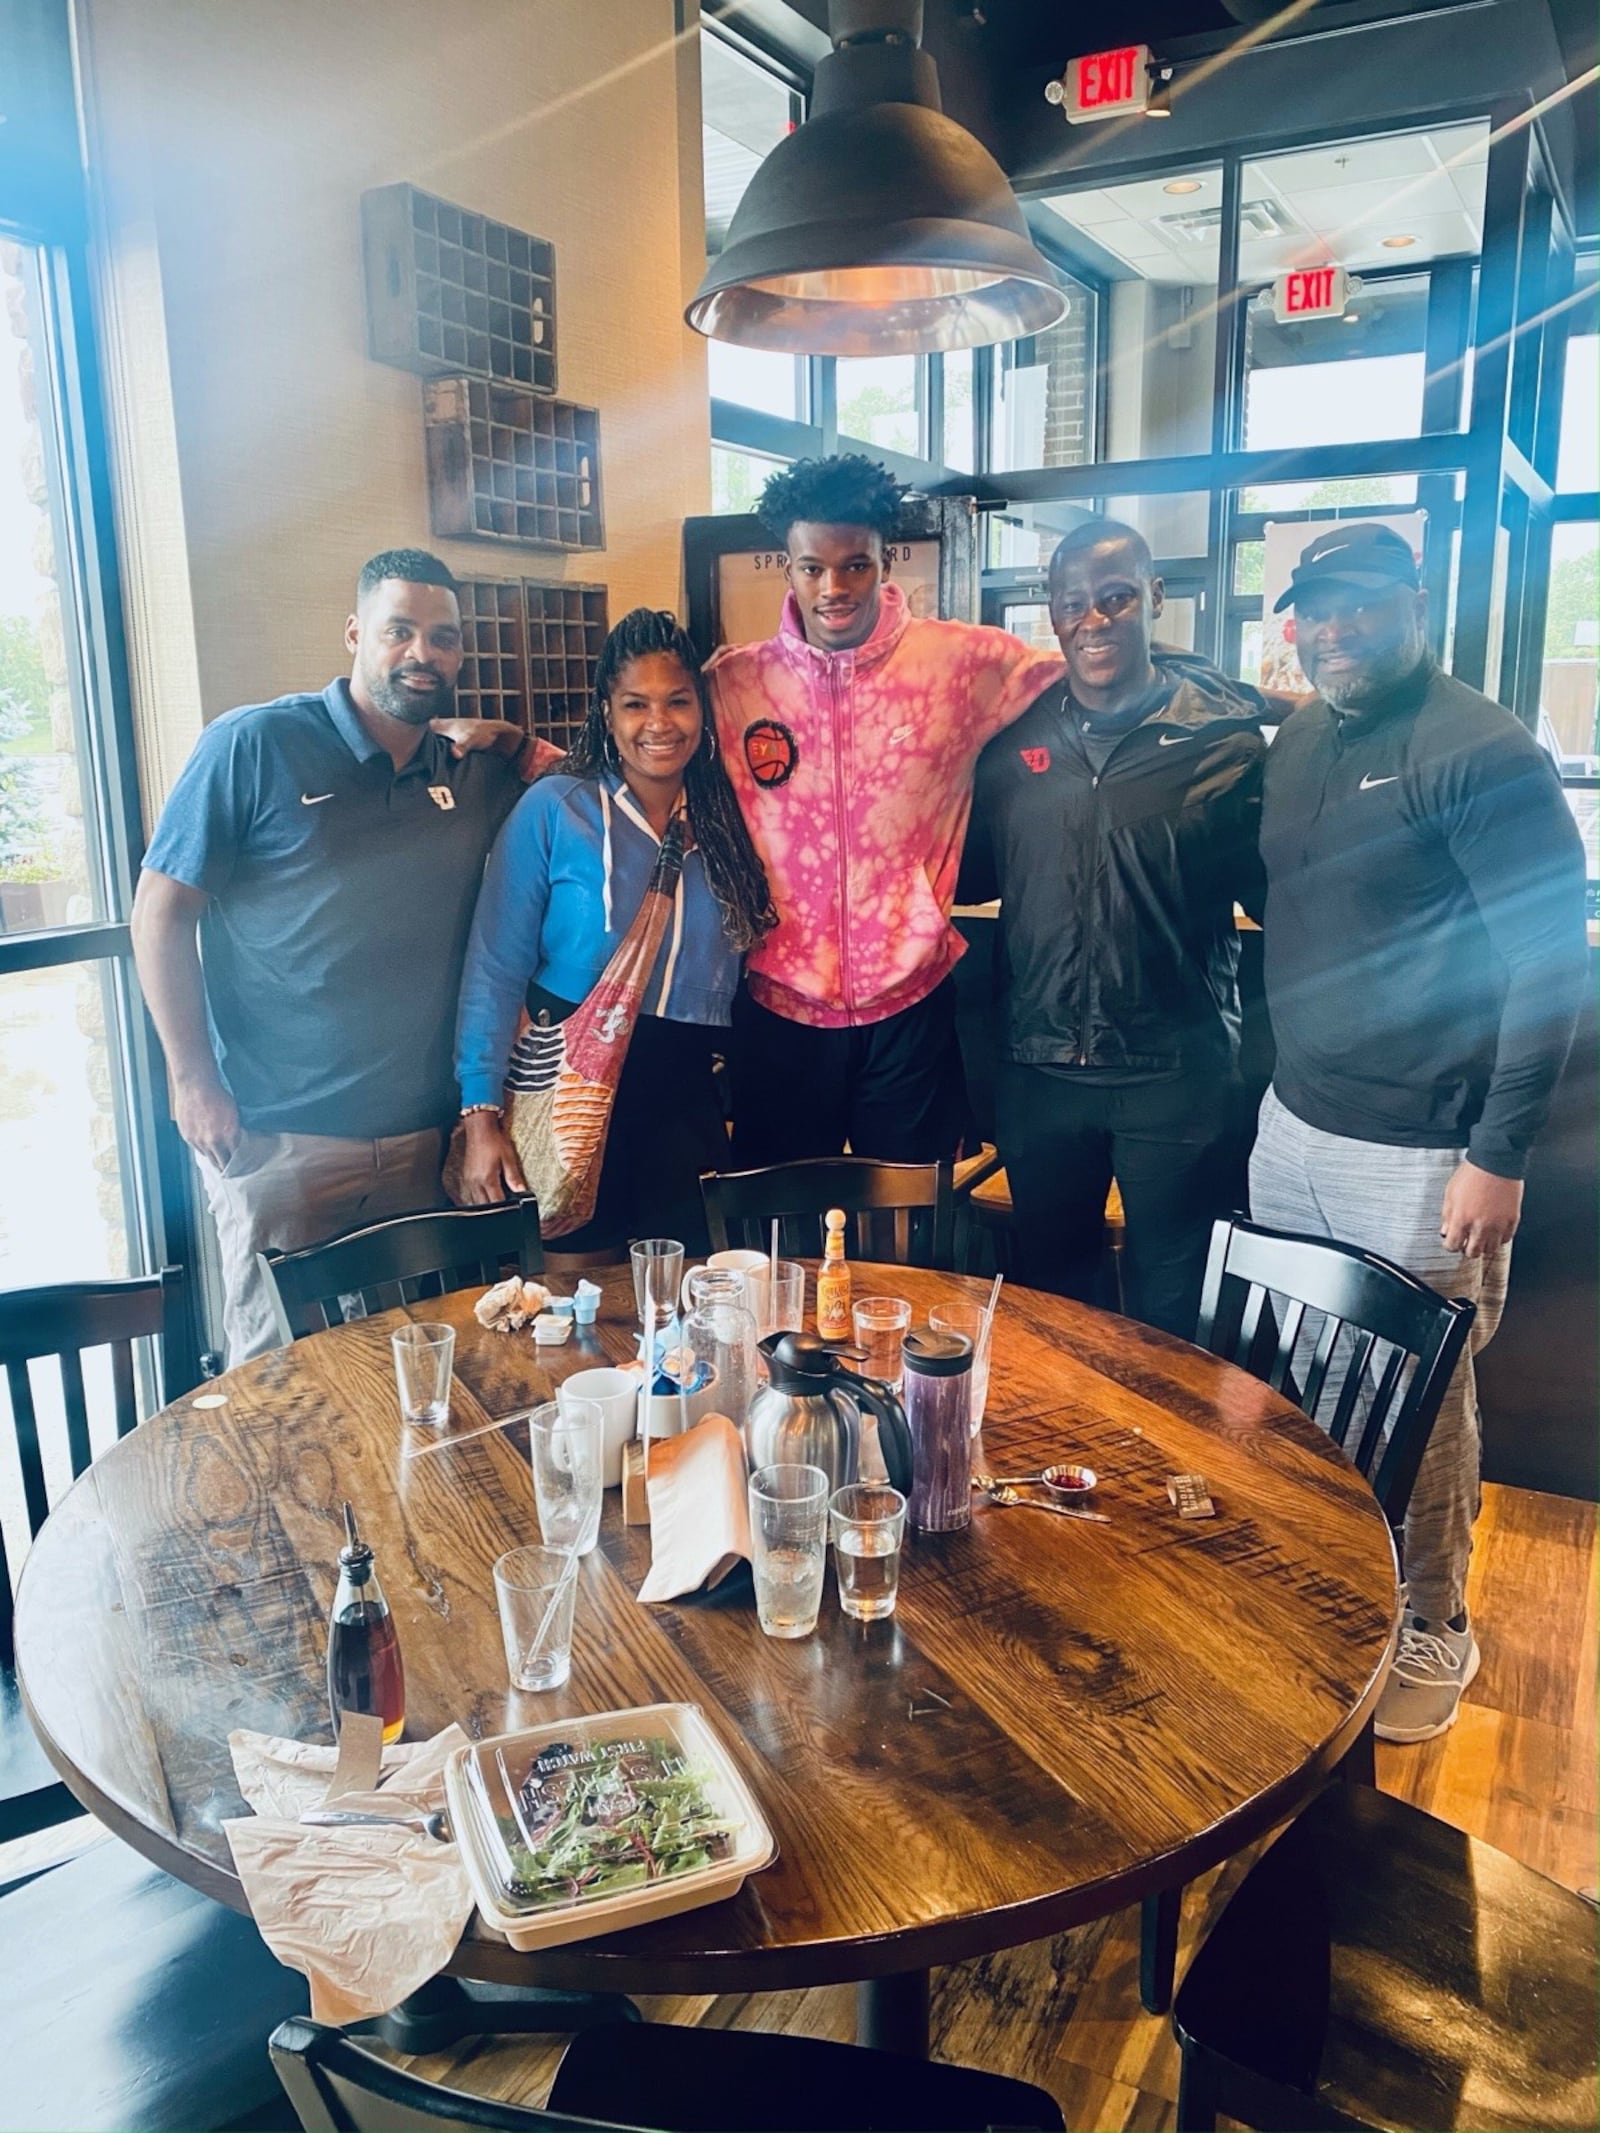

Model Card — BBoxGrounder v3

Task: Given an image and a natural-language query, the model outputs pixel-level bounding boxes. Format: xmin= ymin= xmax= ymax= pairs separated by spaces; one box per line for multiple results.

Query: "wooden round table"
xmin=16 ymin=1265 xmax=1397 ymax=2052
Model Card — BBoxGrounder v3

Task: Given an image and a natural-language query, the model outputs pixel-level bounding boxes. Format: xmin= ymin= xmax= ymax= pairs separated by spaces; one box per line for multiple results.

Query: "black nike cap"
xmin=1273 ymin=522 xmax=1421 ymax=613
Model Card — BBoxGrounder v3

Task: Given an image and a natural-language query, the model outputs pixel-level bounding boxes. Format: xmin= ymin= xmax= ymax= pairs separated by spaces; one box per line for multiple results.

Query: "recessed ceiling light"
xmin=1382 ymin=234 xmax=1418 ymax=249
xmin=1163 ymin=179 xmax=1202 ymax=196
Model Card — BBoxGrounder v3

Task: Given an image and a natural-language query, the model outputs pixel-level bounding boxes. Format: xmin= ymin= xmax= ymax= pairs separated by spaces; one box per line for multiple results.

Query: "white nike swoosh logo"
xmin=300 ymin=792 xmax=335 ymax=805
xmin=1157 ymin=734 xmax=1196 ymax=747
xmin=1359 ymin=774 xmax=1399 ymax=790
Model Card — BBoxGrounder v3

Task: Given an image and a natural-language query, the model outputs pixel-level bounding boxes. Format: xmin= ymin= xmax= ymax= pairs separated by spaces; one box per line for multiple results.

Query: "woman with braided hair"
xmin=455 ymin=607 xmax=775 ymax=1251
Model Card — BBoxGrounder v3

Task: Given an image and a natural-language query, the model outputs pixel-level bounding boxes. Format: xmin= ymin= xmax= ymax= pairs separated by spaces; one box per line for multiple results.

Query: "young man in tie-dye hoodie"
xmin=707 ymin=456 xmax=1063 ymax=1165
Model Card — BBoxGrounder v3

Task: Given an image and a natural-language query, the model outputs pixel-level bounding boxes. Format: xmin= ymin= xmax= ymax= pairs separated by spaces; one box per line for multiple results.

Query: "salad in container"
xmin=444 ymin=1703 xmax=775 ymax=1950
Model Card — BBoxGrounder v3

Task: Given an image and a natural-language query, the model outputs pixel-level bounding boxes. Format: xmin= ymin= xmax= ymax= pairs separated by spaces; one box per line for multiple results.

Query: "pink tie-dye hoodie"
xmin=707 ymin=582 xmax=1064 ymax=1029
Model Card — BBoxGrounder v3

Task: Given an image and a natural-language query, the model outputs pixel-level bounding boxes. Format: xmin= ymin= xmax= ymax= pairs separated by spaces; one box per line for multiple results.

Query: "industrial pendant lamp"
xmin=687 ymin=0 xmax=1067 ymax=356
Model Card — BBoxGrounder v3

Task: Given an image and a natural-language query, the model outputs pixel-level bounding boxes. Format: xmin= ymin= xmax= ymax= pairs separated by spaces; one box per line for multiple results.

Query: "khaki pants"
xmin=199 ymin=1127 xmax=447 ymax=1364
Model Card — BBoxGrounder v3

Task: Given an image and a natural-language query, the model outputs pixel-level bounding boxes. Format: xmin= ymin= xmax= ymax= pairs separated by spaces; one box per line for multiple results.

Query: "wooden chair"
xmin=0 ymin=1267 xmax=187 ymax=1845
xmin=271 ymin=2014 xmax=1066 ymax=2132
xmin=1171 ymin=1782 xmax=1600 ymax=2132
xmin=259 ymin=1199 xmax=544 ymax=1343
xmin=0 ymin=1837 xmax=308 ymax=2131
xmin=1138 ymin=1216 xmax=1477 ymax=2018
xmin=700 ymin=1158 xmax=956 ymax=1270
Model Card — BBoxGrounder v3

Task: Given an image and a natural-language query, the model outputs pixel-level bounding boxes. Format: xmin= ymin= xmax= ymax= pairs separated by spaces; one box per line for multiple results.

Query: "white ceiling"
xmin=1038 ymin=121 xmax=1490 ymax=286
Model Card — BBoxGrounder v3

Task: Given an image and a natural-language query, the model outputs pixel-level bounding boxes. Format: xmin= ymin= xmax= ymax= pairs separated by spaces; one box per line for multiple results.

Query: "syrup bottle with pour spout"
xmin=327 ymin=1501 xmax=406 ymax=1744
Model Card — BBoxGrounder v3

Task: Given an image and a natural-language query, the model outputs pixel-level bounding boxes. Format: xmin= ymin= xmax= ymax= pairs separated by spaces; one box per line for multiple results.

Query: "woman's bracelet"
xmin=461 ymin=1102 xmax=503 ymax=1120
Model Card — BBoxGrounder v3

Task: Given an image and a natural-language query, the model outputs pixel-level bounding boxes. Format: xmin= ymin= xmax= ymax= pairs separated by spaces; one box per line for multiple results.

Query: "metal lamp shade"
xmin=688 ymin=101 xmax=1068 ymax=356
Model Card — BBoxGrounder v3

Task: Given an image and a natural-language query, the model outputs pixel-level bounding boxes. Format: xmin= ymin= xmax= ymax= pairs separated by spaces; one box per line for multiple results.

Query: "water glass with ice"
xmin=829 ymin=1483 xmax=907 ymax=1622
xmin=747 ymin=1463 xmax=829 ymax=1639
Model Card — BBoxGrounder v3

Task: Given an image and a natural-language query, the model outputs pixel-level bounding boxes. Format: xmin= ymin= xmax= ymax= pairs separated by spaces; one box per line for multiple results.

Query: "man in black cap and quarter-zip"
xmin=1255 ymin=520 xmax=1587 ymax=1744
xmin=963 ymin=519 xmax=1271 ymax=1337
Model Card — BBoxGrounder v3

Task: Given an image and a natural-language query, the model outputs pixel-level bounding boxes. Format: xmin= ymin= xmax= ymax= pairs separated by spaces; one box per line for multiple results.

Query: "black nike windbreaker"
xmin=963 ymin=648 xmax=1268 ymax=1075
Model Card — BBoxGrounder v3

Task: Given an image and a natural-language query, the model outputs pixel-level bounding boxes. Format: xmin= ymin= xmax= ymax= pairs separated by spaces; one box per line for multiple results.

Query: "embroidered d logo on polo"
xmin=428 ymin=786 xmax=457 ymax=811
xmin=1020 ymin=746 xmax=1051 ymax=775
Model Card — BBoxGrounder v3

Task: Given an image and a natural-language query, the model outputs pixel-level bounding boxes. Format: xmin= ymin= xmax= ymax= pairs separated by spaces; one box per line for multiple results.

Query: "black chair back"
xmin=270 ymin=2019 xmax=638 ymax=2133
xmin=259 ymin=1200 xmax=544 ymax=1343
xmin=1196 ymin=1217 xmax=1475 ymax=1526
xmin=0 ymin=1267 xmax=187 ymax=1669
xmin=700 ymin=1159 xmax=955 ymax=1270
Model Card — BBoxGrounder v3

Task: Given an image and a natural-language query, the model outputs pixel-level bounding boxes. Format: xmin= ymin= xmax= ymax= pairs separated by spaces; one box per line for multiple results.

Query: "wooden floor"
xmin=400 ymin=1481 xmax=1598 ymax=2129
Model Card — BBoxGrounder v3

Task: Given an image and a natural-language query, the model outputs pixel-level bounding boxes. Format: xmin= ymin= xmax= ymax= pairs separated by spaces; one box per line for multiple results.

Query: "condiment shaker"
xmin=901 ymin=1330 xmax=973 ymax=1532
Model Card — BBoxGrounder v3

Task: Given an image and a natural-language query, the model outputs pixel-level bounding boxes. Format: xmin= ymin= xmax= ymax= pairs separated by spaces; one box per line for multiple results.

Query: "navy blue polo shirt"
xmin=143 ymin=680 xmax=523 ymax=1138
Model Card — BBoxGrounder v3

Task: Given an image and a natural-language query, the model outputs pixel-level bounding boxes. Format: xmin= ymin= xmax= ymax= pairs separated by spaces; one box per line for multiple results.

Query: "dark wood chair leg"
xmin=1140 ymin=1884 xmax=1182 ymax=2014
xmin=1175 ymin=2041 xmax=1221 ymax=2132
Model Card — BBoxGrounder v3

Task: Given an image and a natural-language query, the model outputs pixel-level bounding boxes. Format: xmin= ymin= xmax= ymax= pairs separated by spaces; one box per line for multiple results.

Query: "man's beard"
xmin=369 ymin=668 xmax=456 ymax=725
xmin=1311 ymin=639 xmax=1427 ymax=713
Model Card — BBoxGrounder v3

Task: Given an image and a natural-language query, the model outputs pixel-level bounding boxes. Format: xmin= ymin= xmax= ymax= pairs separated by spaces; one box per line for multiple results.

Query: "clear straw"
xmin=982 ymin=1271 xmax=1004 ymax=1342
xmin=769 ymin=1217 xmax=780 ymax=1291
xmin=520 ymin=1552 xmax=577 ymax=1683
xmin=643 ymin=1293 xmax=656 ymax=1489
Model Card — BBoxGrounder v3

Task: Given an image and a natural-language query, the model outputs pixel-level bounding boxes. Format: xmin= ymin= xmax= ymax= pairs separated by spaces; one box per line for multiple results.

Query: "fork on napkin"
xmin=223 ymin=1715 xmax=475 ymax=2023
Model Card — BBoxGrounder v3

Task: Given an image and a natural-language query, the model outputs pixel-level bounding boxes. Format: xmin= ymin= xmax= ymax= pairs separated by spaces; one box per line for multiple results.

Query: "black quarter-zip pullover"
xmin=1259 ymin=660 xmax=1588 ymax=1178
xmin=964 ymin=648 xmax=1268 ymax=1077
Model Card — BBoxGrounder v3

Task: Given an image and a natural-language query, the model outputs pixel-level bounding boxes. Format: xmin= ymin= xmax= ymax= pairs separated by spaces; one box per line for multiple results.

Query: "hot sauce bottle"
xmin=815 ymin=1207 xmax=853 ymax=1342
xmin=327 ymin=1502 xmax=405 ymax=1744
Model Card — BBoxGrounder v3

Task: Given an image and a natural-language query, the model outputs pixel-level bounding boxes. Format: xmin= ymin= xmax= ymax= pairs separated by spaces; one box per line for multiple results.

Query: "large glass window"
xmin=1557 ymin=330 xmax=1598 ymax=495
xmin=0 ymin=242 xmax=105 ymax=935
xmin=711 ymin=444 xmax=787 ymax=517
xmin=1030 ymin=171 xmax=1219 ymax=466
xmin=701 ymin=33 xmax=803 ymax=422
xmin=1542 ymin=522 xmax=1599 ymax=764
xmin=988 ymin=277 xmax=1098 ymax=474
xmin=837 ymin=356 xmax=923 ymax=458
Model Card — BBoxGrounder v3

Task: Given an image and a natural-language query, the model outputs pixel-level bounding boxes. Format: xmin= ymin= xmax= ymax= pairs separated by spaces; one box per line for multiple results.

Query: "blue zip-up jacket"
xmin=455 ymin=772 xmax=739 ymax=1109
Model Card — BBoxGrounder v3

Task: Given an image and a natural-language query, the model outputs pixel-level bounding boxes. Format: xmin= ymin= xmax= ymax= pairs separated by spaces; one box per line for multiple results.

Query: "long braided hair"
xmin=546 ymin=607 xmax=776 ymax=952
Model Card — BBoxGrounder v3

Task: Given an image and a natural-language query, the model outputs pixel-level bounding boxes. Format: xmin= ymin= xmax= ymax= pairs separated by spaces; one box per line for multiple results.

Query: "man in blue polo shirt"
xmin=133 ymin=549 xmax=541 ymax=1361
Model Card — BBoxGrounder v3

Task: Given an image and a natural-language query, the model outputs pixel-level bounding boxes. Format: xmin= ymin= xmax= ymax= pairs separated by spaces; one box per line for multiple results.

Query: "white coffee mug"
xmin=679 ymin=1247 xmax=769 ymax=1311
xmin=560 ymin=1367 xmax=638 ymax=1488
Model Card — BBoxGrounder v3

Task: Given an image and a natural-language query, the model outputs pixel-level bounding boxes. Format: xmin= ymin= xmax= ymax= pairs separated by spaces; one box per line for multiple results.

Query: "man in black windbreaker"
xmin=1255 ymin=522 xmax=1587 ymax=1745
xmin=964 ymin=519 xmax=1268 ymax=1336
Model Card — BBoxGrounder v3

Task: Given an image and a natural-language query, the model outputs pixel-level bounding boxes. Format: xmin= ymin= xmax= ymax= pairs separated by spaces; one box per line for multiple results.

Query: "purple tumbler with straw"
xmin=902 ymin=1330 xmax=974 ymax=1532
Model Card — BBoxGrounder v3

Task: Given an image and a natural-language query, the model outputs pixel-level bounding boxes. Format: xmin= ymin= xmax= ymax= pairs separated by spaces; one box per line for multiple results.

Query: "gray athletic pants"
xmin=1248 ymin=1087 xmax=1509 ymax=1623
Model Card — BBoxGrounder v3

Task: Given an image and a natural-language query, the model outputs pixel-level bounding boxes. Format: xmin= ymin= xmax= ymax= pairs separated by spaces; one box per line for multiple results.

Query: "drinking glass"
xmin=493 ymin=1544 xmax=579 ymax=1691
xmin=743 ymin=1259 xmax=806 ymax=1339
xmin=852 ymin=1296 xmax=912 ymax=1388
xmin=929 ymin=1302 xmax=992 ymax=1438
xmin=829 ymin=1484 xmax=907 ymax=1622
xmin=747 ymin=1464 xmax=829 ymax=1639
xmin=527 ymin=1399 xmax=604 ymax=1555
xmin=631 ymin=1238 xmax=685 ymax=1323
xmin=391 ymin=1322 xmax=455 ymax=1427
xmin=683 ymin=1273 xmax=761 ymax=1429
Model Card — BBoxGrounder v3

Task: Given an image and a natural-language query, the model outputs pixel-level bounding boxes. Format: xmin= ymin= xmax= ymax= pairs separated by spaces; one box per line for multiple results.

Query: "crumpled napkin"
xmin=223 ymin=1719 xmax=476 ymax=2023
xmin=637 ymin=1413 xmax=752 ymax=1602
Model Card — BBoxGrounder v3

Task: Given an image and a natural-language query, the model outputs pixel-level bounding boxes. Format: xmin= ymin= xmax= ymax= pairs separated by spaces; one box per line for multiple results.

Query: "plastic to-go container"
xmin=443 ymin=1703 xmax=775 ymax=1952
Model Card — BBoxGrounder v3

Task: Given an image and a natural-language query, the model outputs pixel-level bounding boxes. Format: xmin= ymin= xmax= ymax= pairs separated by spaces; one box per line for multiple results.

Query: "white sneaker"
xmin=1374 ymin=1613 xmax=1480 ymax=1743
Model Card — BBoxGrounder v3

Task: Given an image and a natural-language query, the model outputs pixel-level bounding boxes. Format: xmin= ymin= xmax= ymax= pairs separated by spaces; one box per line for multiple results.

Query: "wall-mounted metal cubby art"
xmin=456 ymin=578 xmax=609 ymax=754
xmin=362 ymin=183 xmax=556 ymax=391
xmin=424 ymin=378 xmax=604 ymax=552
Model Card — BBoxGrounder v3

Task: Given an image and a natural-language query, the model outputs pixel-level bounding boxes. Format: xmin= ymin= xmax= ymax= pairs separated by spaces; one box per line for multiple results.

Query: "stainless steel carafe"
xmin=745 ymin=1332 xmax=913 ymax=1496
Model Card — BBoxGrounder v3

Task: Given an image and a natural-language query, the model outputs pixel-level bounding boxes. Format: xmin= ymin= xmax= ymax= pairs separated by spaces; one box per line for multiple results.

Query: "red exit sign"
xmin=1061 ymin=45 xmax=1150 ymax=121
xmin=1273 ymin=265 xmax=1350 ymax=324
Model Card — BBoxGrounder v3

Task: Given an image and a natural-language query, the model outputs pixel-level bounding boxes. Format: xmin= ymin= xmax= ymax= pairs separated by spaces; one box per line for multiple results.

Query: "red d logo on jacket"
xmin=1020 ymin=746 xmax=1051 ymax=774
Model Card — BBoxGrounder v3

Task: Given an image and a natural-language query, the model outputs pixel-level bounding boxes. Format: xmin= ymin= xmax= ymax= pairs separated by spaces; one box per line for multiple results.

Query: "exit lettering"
xmin=1272 ymin=264 xmax=1349 ymax=325
xmin=1064 ymin=44 xmax=1151 ymax=121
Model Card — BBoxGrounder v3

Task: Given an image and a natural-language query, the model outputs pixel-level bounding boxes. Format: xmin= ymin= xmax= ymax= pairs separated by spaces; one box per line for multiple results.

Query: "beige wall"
xmin=74 ymin=0 xmax=711 ymax=819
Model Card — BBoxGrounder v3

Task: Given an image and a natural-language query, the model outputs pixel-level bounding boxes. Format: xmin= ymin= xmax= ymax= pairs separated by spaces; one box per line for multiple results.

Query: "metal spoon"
xmin=974 ymin=1473 xmax=1110 ymax=1523
xmin=299 ymin=1806 xmax=451 ymax=1840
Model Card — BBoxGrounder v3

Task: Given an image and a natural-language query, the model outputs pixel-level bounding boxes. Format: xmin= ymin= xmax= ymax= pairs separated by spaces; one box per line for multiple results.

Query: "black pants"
xmin=995 ymin=1060 xmax=1239 ymax=1338
xmin=531 ymin=987 xmax=725 ymax=1254
xmin=730 ymin=978 xmax=970 ymax=1166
